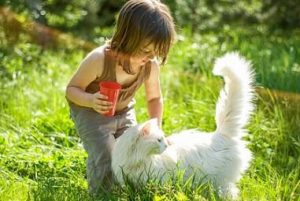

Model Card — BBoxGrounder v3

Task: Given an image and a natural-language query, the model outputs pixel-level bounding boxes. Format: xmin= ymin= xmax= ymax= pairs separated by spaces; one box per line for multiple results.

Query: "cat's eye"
xmin=157 ymin=138 xmax=162 ymax=142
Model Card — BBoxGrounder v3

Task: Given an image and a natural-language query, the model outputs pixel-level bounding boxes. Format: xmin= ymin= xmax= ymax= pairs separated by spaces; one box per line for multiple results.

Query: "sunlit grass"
xmin=0 ymin=30 xmax=299 ymax=200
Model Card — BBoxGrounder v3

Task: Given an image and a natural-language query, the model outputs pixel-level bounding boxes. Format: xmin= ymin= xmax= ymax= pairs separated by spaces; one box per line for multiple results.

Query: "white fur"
xmin=111 ymin=52 xmax=255 ymax=199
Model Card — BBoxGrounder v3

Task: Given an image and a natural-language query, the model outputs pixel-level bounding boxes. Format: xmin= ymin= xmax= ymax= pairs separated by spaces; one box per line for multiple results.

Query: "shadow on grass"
xmin=258 ymin=71 xmax=300 ymax=94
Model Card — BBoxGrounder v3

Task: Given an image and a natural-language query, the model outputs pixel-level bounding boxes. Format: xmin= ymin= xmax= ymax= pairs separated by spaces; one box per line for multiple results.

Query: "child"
xmin=65 ymin=0 xmax=176 ymax=194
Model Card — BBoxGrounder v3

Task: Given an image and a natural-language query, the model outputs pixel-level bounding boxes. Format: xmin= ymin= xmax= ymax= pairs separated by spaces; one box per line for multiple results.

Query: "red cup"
xmin=99 ymin=81 xmax=121 ymax=116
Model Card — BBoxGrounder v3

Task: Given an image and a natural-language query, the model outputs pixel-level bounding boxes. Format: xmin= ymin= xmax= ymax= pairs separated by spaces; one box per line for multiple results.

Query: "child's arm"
xmin=144 ymin=60 xmax=163 ymax=127
xmin=65 ymin=48 xmax=112 ymax=114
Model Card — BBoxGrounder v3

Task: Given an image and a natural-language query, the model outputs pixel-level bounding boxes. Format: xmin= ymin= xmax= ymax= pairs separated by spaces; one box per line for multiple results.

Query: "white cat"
xmin=111 ymin=52 xmax=255 ymax=198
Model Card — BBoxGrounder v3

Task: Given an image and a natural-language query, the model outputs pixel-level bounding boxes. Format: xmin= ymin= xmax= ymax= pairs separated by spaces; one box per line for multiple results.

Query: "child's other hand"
xmin=91 ymin=92 xmax=113 ymax=114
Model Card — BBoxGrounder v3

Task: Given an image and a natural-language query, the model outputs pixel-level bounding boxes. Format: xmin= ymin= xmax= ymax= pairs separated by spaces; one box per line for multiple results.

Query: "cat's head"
xmin=124 ymin=118 xmax=168 ymax=156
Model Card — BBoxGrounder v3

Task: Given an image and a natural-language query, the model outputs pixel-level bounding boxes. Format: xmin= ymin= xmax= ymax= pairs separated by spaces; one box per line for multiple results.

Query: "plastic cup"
xmin=99 ymin=81 xmax=121 ymax=116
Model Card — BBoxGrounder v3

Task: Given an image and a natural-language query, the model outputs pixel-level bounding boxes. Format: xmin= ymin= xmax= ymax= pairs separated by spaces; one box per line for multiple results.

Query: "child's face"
xmin=131 ymin=43 xmax=156 ymax=66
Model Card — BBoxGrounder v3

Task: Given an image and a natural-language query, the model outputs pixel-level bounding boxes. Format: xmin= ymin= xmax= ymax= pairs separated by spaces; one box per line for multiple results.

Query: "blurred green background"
xmin=2 ymin=0 xmax=300 ymax=38
xmin=1 ymin=0 xmax=300 ymax=92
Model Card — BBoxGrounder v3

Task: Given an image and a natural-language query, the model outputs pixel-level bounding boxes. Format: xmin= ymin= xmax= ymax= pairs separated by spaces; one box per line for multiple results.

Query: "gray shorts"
xmin=68 ymin=101 xmax=137 ymax=194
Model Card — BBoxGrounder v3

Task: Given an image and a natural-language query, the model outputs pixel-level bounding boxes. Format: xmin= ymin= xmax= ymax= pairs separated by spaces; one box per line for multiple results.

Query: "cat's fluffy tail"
xmin=213 ymin=52 xmax=255 ymax=138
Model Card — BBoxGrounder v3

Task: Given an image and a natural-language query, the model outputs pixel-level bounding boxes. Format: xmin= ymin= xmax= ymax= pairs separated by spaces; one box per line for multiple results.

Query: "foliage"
xmin=165 ymin=0 xmax=300 ymax=32
xmin=2 ymin=0 xmax=300 ymax=40
xmin=1 ymin=0 xmax=124 ymax=40
xmin=169 ymin=27 xmax=300 ymax=93
xmin=260 ymin=0 xmax=300 ymax=29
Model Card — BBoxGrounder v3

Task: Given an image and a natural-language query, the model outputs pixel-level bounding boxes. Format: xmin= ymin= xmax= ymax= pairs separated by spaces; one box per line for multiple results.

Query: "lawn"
xmin=0 ymin=25 xmax=299 ymax=200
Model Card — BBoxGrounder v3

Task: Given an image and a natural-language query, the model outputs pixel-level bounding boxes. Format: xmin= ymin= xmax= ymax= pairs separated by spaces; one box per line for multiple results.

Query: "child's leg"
xmin=114 ymin=107 xmax=137 ymax=138
xmin=69 ymin=104 xmax=117 ymax=194
xmin=84 ymin=125 xmax=115 ymax=194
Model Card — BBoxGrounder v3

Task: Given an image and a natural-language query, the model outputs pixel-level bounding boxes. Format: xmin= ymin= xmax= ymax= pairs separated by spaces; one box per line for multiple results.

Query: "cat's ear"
xmin=141 ymin=118 xmax=158 ymax=137
xmin=141 ymin=121 xmax=151 ymax=137
xmin=141 ymin=119 xmax=157 ymax=136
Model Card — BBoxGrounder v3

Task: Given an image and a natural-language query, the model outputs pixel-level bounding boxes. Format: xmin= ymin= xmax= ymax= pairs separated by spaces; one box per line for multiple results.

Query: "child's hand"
xmin=91 ymin=92 xmax=113 ymax=114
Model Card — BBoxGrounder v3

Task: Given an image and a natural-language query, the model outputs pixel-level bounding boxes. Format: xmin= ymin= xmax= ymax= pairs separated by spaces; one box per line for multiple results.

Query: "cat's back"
xmin=167 ymin=130 xmax=212 ymax=147
xmin=166 ymin=130 xmax=213 ymax=161
xmin=164 ymin=130 xmax=217 ymax=174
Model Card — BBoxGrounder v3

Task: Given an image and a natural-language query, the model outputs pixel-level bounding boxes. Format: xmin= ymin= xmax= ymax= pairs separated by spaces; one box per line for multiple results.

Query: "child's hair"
xmin=110 ymin=0 xmax=176 ymax=73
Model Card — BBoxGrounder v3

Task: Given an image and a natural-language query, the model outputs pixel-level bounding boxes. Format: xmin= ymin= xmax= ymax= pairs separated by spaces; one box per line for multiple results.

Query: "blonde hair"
xmin=109 ymin=0 xmax=176 ymax=74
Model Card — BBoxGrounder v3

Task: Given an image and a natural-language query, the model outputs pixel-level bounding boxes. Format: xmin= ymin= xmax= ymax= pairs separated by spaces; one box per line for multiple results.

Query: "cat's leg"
xmin=218 ymin=183 xmax=239 ymax=200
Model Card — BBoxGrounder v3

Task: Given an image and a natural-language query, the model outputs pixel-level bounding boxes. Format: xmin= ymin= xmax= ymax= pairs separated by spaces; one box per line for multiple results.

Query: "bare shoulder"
xmin=81 ymin=45 xmax=107 ymax=77
xmin=67 ymin=44 xmax=107 ymax=89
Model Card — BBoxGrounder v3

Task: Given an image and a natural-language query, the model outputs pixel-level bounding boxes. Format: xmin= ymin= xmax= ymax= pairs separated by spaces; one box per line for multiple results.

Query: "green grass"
xmin=0 ymin=28 xmax=299 ymax=200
